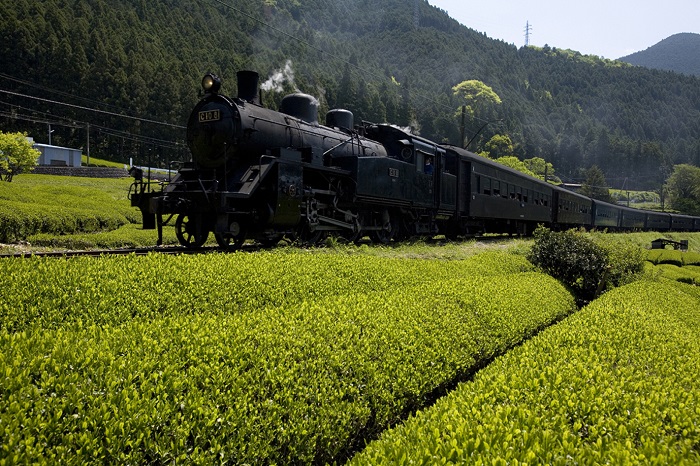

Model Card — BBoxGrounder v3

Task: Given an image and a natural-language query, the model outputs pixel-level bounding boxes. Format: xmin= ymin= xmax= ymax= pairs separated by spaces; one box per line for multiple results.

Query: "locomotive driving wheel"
xmin=175 ymin=213 xmax=209 ymax=249
xmin=214 ymin=233 xmax=246 ymax=251
xmin=371 ymin=209 xmax=396 ymax=244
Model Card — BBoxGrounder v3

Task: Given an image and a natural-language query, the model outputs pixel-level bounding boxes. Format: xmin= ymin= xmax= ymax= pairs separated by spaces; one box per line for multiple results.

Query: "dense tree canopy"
xmin=1 ymin=0 xmax=699 ymax=191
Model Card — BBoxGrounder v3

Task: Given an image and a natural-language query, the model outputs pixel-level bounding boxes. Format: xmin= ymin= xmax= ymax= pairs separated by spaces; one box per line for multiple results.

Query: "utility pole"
xmin=86 ymin=123 xmax=90 ymax=165
xmin=460 ymin=106 xmax=466 ymax=148
xmin=524 ymin=21 xmax=532 ymax=46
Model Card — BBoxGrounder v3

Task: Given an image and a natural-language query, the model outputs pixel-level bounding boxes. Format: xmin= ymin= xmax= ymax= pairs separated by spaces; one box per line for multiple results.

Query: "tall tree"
xmin=453 ymin=80 xmax=502 ymax=149
xmin=665 ymin=164 xmax=700 ymax=215
xmin=581 ymin=165 xmax=612 ymax=202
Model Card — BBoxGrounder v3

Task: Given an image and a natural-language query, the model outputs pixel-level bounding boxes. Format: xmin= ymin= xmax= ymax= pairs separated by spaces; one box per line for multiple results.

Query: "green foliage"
xmin=452 ymin=80 xmax=502 ymax=118
xmin=27 ymin=223 xmax=179 ymax=249
xmin=653 ymin=264 xmax=700 ymax=285
xmin=528 ymin=227 xmax=646 ymax=302
xmin=494 ymin=155 xmax=538 ymax=178
xmin=528 ymin=227 xmax=610 ymax=302
xmin=0 ymin=131 xmax=39 ymax=181
xmin=524 ymin=156 xmax=559 ymax=182
xmin=0 ymin=250 xmax=575 ymax=464
xmin=592 ymin=235 xmax=647 ymax=289
xmin=581 ymin=165 xmax=612 ymax=202
xmin=666 ymin=164 xmax=700 ymax=215
xmin=646 ymin=249 xmax=700 ymax=267
xmin=351 ymin=280 xmax=700 ymax=464
xmin=0 ymin=174 xmax=137 ymax=242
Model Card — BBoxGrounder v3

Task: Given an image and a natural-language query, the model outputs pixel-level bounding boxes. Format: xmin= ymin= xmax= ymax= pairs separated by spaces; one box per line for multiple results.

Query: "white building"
xmin=33 ymin=143 xmax=82 ymax=167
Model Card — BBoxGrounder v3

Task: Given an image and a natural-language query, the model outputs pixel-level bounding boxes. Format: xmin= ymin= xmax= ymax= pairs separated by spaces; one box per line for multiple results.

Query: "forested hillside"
xmin=621 ymin=33 xmax=700 ymax=77
xmin=1 ymin=0 xmax=700 ymax=190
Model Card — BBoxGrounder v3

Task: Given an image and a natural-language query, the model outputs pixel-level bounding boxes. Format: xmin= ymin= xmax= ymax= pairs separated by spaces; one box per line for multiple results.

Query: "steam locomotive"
xmin=130 ymin=71 xmax=700 ymax=248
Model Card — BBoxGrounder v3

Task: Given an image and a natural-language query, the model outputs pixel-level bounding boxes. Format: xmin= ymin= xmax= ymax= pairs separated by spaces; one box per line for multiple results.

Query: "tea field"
xmin=351 ymin=279 xmax=700 ymax=464
xmin=2 ymin=174 xmax=700 ymax=463
xmin=1 ymin=249 xmax=576 ymax=464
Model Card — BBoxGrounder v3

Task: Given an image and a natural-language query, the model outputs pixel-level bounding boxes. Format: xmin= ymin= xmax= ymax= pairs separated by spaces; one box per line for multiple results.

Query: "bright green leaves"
xmin=352 ymin=281 xmax=700 ymax=465
xmin=0 ymin=249 xmax=574 ymax=464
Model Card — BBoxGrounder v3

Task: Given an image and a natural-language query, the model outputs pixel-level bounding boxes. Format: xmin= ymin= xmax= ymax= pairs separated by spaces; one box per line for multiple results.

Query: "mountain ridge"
xmin=620 ymin=33 xmax=700 ymax=76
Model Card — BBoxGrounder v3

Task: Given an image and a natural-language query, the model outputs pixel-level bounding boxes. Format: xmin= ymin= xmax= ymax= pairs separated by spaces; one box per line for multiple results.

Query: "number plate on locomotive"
xmin=198 ymin=109 xmax=221 ymax=122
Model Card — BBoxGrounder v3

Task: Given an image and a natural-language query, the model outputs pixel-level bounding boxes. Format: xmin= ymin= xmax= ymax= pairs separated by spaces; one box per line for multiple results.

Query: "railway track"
xmin=0 ymin=235 xmax=518 ymax=259
xmin=0 ymin=245 xmax=256 ymax=259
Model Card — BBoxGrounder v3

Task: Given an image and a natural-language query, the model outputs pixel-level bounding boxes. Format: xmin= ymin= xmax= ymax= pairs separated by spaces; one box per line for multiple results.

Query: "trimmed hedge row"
xmin=646 ymin=249 xmax=700 ymax=266
xmin=0 ymin=175 xmax=138 ymax=242
xmin=0 ymin=251 xmax=575 ymax=464
xmin=0 ymin=250 xmax=535 ymax=332
xmin=26 ymin=223 xmax=180 ymax=249
xmin=351 ymin=280 xmax=700 ymax=465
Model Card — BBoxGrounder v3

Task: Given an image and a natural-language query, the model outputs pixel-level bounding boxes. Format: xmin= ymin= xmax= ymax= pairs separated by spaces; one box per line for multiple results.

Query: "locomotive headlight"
xmin=202 ymin=73 xmax=222 ymax=94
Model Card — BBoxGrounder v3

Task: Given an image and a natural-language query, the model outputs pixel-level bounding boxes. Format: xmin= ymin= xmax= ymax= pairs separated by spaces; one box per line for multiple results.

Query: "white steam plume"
xmin=261 ymin=60 xmax=298 ymax=93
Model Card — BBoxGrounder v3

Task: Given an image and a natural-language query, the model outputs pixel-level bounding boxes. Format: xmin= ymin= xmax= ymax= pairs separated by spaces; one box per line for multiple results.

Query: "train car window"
xmin=424 ymin=156 xmax=434 ymax=174
xmin=444 ymin=153 xmax=456 ymax=174
xmin=415 ymin=152 xmax=425 ymax=173
xmin=493 ymin=180 xmax=500 ymax=196
xmin=483 ymin=177 xmax=491 ymax=196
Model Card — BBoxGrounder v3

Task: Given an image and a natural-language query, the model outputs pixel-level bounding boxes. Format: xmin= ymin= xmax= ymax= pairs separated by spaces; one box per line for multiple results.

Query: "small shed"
xmin=34 ymin=143 xmax=82 ymax=167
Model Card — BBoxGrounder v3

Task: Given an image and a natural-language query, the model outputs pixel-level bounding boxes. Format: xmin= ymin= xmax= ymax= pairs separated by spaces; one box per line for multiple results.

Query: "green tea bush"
xmin=682 ymin=251 xmax=700 ymax=266
xmin=645 ymin=249 xmax=664 ymax=264
xmin=0 ymin=250 xmax=534 ymax=332
xmin=0 ymin=175 xmax=137 ymax=242
xmin=591 ymin=235 xmax=647 ymax=290
xmin=652 ymin=264 xmax=700 ymax=285
xmin=528 ymin=227 xmax=608 ymax=302
xmin=0 ymin=250 xmax=575 ymax=464
xmin=351 ymin=280 xmax=700 ymax=465
xmin=647 ymin=250 xmax=700 ymax=267
xmin=528 ymin=227 xmax=646 ymax=303
xmin=27 ymin=223 xmax=180 ymax=249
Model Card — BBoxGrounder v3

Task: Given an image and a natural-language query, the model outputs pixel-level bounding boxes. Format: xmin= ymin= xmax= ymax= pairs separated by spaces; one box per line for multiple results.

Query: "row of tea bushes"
xmin=646 ymin=249 xmax=700 ymax=267
xmin=648 ymin=263 xmax=700 ymax=286
xmin=0 ymin=250 xmax=535 ymax=332
xmin=26 ymin=223 xmax=180 ymax=250
xmin=351 ymin=279 xmax=700 ymax=464
xmin=0 ymin=251 xmax=575 ymax=464
xmin=0 ymin=175 xmax=138 ymax=242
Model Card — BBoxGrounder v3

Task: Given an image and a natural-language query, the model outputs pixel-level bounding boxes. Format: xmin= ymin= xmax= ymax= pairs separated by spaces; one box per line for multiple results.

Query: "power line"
xmin=204 ymin=0 xmax=498 ymax=125
xmin=0 ymin=72 xmax=142 ymax=116
xmin=0 ymin=88 xmax=185 ymax=129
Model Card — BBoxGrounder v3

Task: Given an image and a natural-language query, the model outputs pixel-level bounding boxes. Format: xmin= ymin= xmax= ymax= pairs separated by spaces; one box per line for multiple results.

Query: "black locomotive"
xmin=130 ymin=71 xmax=700 ymax=248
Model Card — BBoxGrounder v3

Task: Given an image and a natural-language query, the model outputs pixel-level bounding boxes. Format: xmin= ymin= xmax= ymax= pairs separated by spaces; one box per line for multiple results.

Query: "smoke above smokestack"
xmin=261 ymin=60 xmax=298 ymax=93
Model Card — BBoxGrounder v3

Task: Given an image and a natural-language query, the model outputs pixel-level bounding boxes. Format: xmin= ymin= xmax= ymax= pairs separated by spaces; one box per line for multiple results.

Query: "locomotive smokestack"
xmin=237 ymin=70 xmax=260 ymax=104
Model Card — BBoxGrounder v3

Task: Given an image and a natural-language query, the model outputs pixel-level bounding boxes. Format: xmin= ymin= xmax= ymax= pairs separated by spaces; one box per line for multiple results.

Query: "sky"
xmin=427 ymin=0 xmax=700 ymax=59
